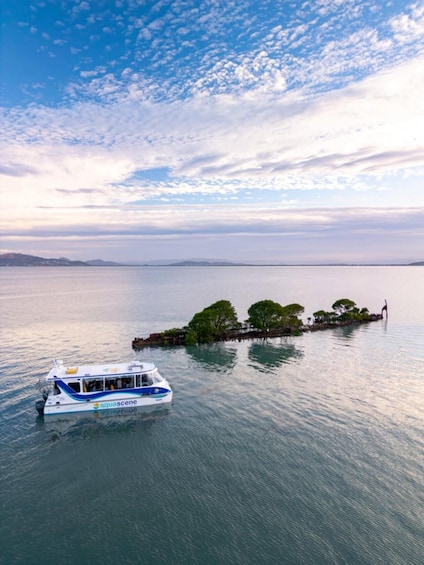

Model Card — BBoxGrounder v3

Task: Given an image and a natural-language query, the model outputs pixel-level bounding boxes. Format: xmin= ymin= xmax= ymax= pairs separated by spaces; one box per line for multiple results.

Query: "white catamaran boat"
xmin=36 ymin=359 xmax=173 ymax=416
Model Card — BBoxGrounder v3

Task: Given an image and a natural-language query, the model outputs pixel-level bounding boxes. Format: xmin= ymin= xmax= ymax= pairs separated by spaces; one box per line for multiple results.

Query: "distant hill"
xmin=86 ymin=259 xmax=123 ymax=266
xmin=168 ymin=260 xmax=253 ymax=266
xmin=0 ymin=253 xmax=88 ymax=266
xmin=0 ymin=253 xmax=121 ymax=267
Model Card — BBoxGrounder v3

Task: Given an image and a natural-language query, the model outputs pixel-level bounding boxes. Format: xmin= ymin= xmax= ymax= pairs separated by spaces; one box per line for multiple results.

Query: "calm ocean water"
xmin=0 ymin=266 xmax=423 ymax=565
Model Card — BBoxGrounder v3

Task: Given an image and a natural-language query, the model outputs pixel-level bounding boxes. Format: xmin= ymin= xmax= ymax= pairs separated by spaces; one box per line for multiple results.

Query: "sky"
xmin=1 ymin=0 xmax=423 ymax=264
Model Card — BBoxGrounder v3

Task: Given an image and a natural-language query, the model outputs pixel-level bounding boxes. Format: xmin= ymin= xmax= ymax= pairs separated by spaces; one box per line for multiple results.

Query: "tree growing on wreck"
xmin=187 ymin=299 xmax=239 ymax=343
xmin=247 ymin=300 xmax=304 ymax=331
xmin=282 ymin=303 xmax=305 ymax=329
xmin=332 ymin=298 xmax=357 ymax=318
xmin=331 ymin=298 xmax=371 ymax=322
xmin=312 ymin=310 xmax=335 ymax=324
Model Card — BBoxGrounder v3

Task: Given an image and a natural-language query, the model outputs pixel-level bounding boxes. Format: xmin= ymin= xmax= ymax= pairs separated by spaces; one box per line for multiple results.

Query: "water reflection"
xmin=330 ymin=323 xmax=369 ymax=347
xmin=186 ymin=343 xmax=237 ymax=371
xmin=333 ymin=324 xmax=361 ymax=340
xmin=248 ymin=339 xmax=303 ymax=372
xmin=37 ymin=404 xmax=172 ymax=440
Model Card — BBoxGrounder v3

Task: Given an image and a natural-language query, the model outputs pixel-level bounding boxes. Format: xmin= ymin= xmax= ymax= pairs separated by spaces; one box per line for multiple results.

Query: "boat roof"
xmin=47 ymin=360 xmax=156 ymax=381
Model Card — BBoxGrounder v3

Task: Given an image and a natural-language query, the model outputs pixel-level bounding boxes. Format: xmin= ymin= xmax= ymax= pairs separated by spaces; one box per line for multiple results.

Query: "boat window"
xmin=114 ymin=377 xmax=124 ymax=389
xmin=136 ymin=373 xmax=153 ymax=386
xmin=122 ymin=376 xmax=134 ymax=389
xmin=151 ymin=370 xmax=162 ymax=384
xmin=83 ymin=378 xmax=104 ymax=392
xmin=105 ymin=377 xmax=118 ymax=390
xmin=68 ymin=381 xmax=81 ymax=393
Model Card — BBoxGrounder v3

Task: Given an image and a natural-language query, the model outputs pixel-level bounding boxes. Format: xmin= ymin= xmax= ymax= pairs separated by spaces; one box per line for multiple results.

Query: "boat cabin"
xmin=47 ymin=361 xmax=162 ymax=395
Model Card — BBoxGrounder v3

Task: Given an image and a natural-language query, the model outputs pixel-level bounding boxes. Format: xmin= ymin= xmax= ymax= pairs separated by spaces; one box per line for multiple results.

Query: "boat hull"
xmin=42 ymin=389 xmax=173 ymax=416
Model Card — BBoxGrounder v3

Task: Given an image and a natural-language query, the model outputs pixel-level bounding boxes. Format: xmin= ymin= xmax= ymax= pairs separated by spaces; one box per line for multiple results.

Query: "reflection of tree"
xmin=248 ymin=339 xmax=303 ymax=370
xmin=186 ymin=343 xmax=237 ymax=371
xmin=334 ymin=324 xmax=360 ymax=340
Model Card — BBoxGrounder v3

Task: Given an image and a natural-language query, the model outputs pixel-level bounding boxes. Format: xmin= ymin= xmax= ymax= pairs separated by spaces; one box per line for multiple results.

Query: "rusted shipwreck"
xmin=132 ymin=313 xmax=383 ymax=350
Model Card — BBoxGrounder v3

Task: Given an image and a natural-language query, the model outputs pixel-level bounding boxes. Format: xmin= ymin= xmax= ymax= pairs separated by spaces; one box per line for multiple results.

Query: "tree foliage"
xmin=282 ymin=303 xmax=305 ymax=328
xmin=331 ymin=298 xmax=371 ymax=322
xmin=247 ymin=300 xmax=304 ymax=331
xmin=311 ymin=299 xmax=374 ymax=325
xmin=313 ymin=309 xmax=334 ymax=324
xmin=188 ymin=300 xmax=239 ymax=343
xmin=332 ymin=298 xmax=357 ymax=315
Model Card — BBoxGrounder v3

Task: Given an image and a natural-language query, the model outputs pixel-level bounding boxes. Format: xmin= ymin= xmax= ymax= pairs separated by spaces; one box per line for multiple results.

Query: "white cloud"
xmin=390 ymin=3 xmax=424 ymax=44
xmin=1 ymin=56 xmax=423 ymax=216
xmin=2 ymin=0 xmax=424 ymax=262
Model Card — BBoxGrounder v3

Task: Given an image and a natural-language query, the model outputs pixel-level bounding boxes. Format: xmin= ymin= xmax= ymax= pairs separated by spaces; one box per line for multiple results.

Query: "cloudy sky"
xmin=1 ymin=0 xmax=423 ymax=264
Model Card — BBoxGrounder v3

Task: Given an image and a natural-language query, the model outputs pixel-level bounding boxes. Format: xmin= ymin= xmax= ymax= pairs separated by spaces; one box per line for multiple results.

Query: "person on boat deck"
xmin=116 ymin=378 xmax=122 ymax=389
xmin=54 ymin=382 xmax=60 ymax=395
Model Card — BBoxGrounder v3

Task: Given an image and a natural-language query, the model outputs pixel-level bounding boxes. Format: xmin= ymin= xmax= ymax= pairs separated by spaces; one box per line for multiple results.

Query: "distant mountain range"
xmin=0 ymin=253 xmax=258 ymax=267
xmin=0 ymin=252 xmax=423 ymax=267
xmin=0 ymin=253 xmax=122 ymax=267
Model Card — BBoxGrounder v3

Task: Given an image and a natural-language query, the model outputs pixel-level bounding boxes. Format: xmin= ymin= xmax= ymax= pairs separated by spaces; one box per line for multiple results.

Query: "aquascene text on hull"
xmin=35 ymin=359 xmax=173 ymax=416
